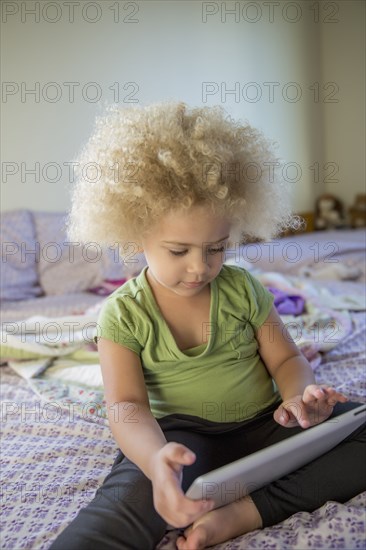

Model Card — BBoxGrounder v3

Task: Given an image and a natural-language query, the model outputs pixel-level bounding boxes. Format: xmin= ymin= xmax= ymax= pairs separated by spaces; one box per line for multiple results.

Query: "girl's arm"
xmin=257 ymin=307 xmax=347 ymax=428
xmin=98 ymin=336 xmax=167 ymax=474
xmin=97 ymin=337 xmax=214 ymax=527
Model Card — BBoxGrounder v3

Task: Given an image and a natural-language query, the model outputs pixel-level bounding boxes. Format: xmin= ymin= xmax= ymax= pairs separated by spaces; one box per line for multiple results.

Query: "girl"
xmin=50 ymin=103 xmax=365 ymax=550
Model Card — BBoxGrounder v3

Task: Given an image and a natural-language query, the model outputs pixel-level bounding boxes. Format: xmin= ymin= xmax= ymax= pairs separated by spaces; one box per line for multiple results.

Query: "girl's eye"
xmin=207 ymin=245 xmax=225 ymax=255
xmin=169 ymin=250 xmax=188 ymax=256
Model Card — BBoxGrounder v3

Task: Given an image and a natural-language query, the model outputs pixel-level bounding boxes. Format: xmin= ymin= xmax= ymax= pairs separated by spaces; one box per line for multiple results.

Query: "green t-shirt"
xmin=97 ymin=264 xmax=279 ymax=422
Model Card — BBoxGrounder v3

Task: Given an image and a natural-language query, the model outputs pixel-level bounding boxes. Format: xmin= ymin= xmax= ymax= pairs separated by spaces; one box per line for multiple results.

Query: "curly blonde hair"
xmin=67 ymin=101 xmax=300 ymax=246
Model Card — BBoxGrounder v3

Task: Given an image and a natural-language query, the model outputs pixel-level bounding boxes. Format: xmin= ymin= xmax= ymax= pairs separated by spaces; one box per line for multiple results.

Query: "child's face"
xmin=141 ymin=205 xmax=231 ymax=298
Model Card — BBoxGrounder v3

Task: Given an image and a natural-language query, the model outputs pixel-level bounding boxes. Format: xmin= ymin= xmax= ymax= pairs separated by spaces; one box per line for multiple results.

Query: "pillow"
xmin=239 ymin=230 xmax=366 ymax=276
xmin=0 ymin=210 xmax=43 ymax=301
xmin=102 ymin=246 xmax=147 ymax=280
xmin=34 ymin=211 xmax=104 ymax=295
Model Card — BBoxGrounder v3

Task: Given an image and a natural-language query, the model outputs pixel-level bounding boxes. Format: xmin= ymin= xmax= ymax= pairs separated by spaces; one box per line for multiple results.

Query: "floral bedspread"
xmin=158 ymin=495 xmax=366 ymax=549
xmin=1 ymin=280 xmax=365 ymax=549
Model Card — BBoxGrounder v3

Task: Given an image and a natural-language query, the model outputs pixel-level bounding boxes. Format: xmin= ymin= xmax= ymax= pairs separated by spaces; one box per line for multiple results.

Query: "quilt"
xmin=1 ymin=274 xmax=365 ymax=549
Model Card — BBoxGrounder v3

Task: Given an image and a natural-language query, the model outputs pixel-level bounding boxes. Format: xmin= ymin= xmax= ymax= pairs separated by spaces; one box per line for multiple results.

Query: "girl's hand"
xmin=274 ymin=384 xmax=348 ymax=429
xmin=149 ymin=442 xmax=215 ymax=528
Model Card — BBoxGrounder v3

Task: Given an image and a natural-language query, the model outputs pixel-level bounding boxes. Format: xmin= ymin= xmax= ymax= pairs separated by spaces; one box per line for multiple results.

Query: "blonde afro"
xmin=67 ymin=101 xmax=299 ymax=246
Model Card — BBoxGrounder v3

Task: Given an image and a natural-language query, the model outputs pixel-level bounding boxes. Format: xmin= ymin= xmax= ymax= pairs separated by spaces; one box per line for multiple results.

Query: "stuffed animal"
xmin=349 ymin=194 xmax=366 ymax=228
xmin=314 ymin=194 xmax=345 ymax=230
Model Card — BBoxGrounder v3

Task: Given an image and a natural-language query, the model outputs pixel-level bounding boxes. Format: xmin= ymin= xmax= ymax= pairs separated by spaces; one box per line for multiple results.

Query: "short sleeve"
xmin=94 ymin=294 xmax=142 ymax=355
xmin=242 ymin=270 xmax=274 ymax=331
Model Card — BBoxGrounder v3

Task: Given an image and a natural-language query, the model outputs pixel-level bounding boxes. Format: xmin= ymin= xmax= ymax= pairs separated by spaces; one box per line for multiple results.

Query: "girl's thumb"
xmin=170 ymin=443 xmax=196 ymax=464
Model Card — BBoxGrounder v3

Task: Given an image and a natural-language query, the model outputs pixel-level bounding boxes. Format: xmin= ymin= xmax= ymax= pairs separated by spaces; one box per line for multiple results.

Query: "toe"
xmin=181 ymin=524 xmax=208 ymax=550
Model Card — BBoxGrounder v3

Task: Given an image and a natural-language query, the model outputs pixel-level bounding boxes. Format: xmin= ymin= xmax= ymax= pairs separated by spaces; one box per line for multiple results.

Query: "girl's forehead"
xmin=150 ymin=206 xmax=231 ymax=242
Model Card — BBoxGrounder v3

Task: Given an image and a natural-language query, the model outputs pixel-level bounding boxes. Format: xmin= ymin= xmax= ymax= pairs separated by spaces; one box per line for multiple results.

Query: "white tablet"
xmin=185 ymin=404 xmax=366 ymax=509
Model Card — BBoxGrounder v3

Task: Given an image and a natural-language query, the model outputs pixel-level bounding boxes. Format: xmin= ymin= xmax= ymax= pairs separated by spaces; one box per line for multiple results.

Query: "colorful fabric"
xmin=268 ymin=286 xmax=305 ymax=315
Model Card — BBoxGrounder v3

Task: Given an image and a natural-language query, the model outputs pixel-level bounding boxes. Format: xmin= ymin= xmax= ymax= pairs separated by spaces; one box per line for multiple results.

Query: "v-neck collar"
xmin=139 ymin=266 xmax=218 ymax=359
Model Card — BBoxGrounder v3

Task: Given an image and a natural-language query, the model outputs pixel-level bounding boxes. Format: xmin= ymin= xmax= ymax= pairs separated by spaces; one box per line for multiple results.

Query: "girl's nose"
xmin=186 ymin=255 xmax=209 ymax=276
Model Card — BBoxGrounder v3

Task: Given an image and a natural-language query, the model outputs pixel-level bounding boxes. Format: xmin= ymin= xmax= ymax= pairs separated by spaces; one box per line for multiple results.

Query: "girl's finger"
xmin=285 ymin=402 xmax=310 ymax=428
xmin=165 ymin=443 xmax=197 ymax=468
xmin=322 ymin=387 xmax=348 ymax=405
xmin=274 ymin=405 xmax=290 ymax=426
xmin=326 ymin=393 xmax=348 ymax=406
xmin=280 ymin=408 xmax=290 ymax=426
xmin=303 ymin=385 xmax=326 ymax=403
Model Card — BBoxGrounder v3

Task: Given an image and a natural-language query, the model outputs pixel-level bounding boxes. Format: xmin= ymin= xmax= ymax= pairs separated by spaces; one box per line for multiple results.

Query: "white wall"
xmin=1 ymin=1 xmax=364 ymax=213
xmin=320 ymin=0 xmax=365 ymax=205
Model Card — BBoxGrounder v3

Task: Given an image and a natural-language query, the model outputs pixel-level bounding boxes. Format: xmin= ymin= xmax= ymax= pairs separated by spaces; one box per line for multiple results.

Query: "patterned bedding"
xmin=0 ymin=292 xmax=105 ymax=324
xmin=1 ymin=243 xmax=366 ymax=549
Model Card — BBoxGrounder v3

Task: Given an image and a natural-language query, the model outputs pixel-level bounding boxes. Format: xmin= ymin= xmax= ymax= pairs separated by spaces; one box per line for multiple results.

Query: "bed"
xmin=1 ymin=225 xmax=365 ymax=549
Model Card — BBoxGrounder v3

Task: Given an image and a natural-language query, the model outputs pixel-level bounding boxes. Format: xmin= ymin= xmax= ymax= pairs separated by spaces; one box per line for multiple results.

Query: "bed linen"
xmin=1 ymin=232 xmax=366 ymax=549
xmin=238 ymin=228 xmax=366 ymax=282
xmin=1 ymin=364 xmax=365 ymax=550
xmin=1 ymin=293 xmax=365 ymax=549
xmin=1 ymin=304 xmax=366 ymax=550
xmin=0 ymin=292 xmax=106 ymax=324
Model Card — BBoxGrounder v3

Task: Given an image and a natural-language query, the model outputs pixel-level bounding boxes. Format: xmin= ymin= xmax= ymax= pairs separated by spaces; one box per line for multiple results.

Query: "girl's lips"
xmin=182 ymin=281 xmax=204 ymax=288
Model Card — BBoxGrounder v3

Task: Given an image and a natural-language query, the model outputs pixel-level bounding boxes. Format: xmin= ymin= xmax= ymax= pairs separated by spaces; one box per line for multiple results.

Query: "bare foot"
xmin=176 ymin=496 xmax=262 ymax=550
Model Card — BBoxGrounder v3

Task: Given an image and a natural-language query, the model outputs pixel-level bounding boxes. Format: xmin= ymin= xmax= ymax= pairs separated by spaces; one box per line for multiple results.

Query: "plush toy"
xmin=349 ymin=194 xmax=366 ymax=228
xmin=314 ymin=194 xmax=345 ymax=230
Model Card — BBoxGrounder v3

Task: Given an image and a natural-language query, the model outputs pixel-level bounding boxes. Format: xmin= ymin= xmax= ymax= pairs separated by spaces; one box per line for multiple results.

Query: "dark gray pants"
xmin=49 ymin=402 xmax=366 ymax=550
